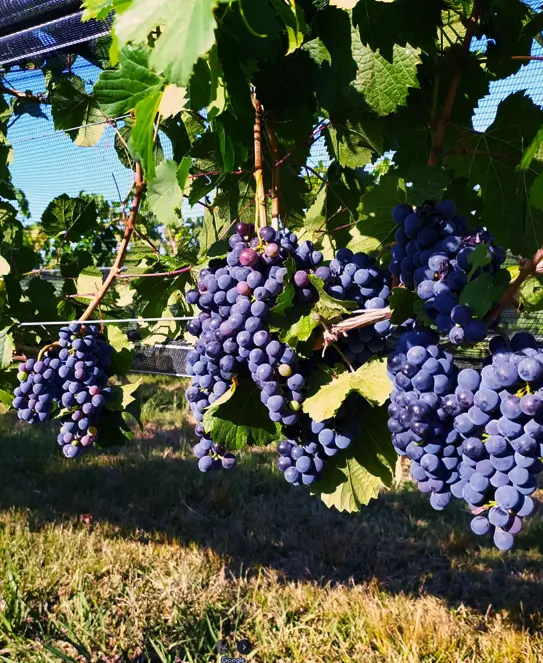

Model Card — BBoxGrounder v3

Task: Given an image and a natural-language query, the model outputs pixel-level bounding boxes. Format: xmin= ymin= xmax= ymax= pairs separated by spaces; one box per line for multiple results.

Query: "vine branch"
xmin=79 ymin=163 xmax=145 ymax=322
xmin=485 ymin=248 xmax=543 ymax=326
xmin=252 ymin=94 xmax=267 ymax=230
xmin=428 ymin=0 xmax=482 ymax=166
xmin=264 ymin=115 xmax=281 ymax=231
xmin=0 ymin=84 xmax=49 ymax=105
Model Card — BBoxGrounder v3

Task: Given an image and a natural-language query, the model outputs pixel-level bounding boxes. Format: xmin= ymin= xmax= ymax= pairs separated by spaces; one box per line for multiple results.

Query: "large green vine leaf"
xmin=203 ymin=379 xmax=281 ymax=450
xmin=114 ymin=0 xmax=221 ymax=87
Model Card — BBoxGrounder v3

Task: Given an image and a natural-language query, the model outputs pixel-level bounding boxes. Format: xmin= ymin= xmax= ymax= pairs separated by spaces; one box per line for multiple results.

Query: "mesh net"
xmin=0 ymin=0 xmax=80 ymax=32
xmin=0 ymin=10 xmax=112 ymax=65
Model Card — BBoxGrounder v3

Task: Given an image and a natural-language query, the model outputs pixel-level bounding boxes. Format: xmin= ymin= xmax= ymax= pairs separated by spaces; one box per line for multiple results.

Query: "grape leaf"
xmin=519 ymin=275 xmax=543 ymax=313
xmin=355 ymin=170 xmax=404 ymax=251
xmin=0 ymin=328 xmax=14 ymax=369
xmin=0 ymin=255 xmax=9 ymax=276
xmin=131 ymin=90 xmax=163 ymax=181
xmin=147 ymin=160 xmax=183 ymax=226
xmin=203 ymin=379 xmax=281 ymax=450
xmin=303 ymin=357 xmax=390 ymax=422
xmin=351 ymin=23 xmax=421 ymax=116
xmin=459 ymin=271 xmax=510 ymax=319
xmin=106 ymin=380 xmax=141 ymax=411
xmin=270 ymin=0 xmax=306 ymax=54
xmin=50 ymin=76 xmax=106 ymax=147
xmin=389 ymin=287 xmax=414 ymax=325
xmin=96 ymin=408 xmax=133 ymax=448
xmin=309 ymin=274 xmax=353 ymax=321
xmin=467 ymin=243 xmax=492 ymax=273
xmin=311 ymin=400 xmax=393 ymax=512
xmin=41 ymin=195 xmax=98 ymax=239
xmin=114 ymin=0 xmax=220 ymax=88
xmin=94 ymin=45 xmax=164 ymax=118
xmin=406 ymin=163 xmax=450 ymax=203
xmin=107 ymin=325 xmax=134 ymax=376
xmin=76 ymin=268 xmax=102 ymax=298
xmin=157 ymin=84 xmax=187 ymax=120
xmin=270 ymin=257 xmax=297 ymax=315
xmin=280 ymin=311 xmax=321 ymax=348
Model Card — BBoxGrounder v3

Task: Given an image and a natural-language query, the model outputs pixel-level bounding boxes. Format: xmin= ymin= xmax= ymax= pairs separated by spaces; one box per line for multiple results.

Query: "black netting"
xmin=0 ymin=10 xmax=112 ymax=65
xmin=0 ymin=0 xmax=80 ymax=32
xmin=130 ymin=341 xmax=192 ymax=378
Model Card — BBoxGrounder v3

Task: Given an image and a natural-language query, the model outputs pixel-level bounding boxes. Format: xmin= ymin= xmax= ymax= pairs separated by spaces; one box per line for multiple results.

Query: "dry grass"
xmin=0 ymin=377 xmax=542 ymax=662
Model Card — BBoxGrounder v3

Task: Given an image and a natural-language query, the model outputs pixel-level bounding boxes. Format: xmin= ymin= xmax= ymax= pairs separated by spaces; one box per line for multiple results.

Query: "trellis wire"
xmin=19 ymin=317 xmax=196 ymax=326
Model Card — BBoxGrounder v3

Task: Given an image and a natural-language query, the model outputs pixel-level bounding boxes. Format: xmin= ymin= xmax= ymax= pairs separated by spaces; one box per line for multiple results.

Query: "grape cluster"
xmin=185 ymin=222 xmax=370 ymax=480
xmin=387 ymin=329 xmax=460 ymax=510
xmin=444 ymin=333 xmax=543 ymax=549
xmin=390 ymin=200 xmax=506 ymax=345
xmin=12 ymin=323 xmax=112 ymax=458
xmin=275 ymin=395 xmax=360 ymax=485
xmin=184 ymin=222 xmax=324 ymax=471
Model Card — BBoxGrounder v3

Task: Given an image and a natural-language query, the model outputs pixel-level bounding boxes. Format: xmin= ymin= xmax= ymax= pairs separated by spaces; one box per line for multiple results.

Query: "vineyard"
xmin=1 ymin=0 xmax=543 ymax=659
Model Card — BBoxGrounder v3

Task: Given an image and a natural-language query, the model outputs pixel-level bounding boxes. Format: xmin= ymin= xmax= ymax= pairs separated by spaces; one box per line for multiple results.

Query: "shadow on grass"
xmin=1 ymin=413 xmax=543 ymax=631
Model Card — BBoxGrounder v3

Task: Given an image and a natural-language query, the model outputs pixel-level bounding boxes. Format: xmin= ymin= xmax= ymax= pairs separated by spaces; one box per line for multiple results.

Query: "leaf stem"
xmin=485 ymin=248 xmax=543 ymax=325
xmin=428 ymin=0 xmax=482 ymax=166
xmin=78 ymin=163 xmax=145 ymax=322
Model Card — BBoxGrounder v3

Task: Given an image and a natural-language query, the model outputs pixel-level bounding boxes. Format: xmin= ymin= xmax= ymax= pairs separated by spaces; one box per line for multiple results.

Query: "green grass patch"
xmin=0 ymin=379 xmax=542 ymax=661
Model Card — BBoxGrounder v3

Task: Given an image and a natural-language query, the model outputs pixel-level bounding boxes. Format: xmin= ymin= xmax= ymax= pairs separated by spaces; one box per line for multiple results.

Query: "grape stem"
xmin=428 ymin=0 xmax=482 ymax=166
xmin=252 ymin=93 xmax=267 ymax=231
xmin=323 ymin=307 xmax=392 ymax=346
xmin=78 ymin=163 xmax=145 ymax=322
xmin=37 ymin=342 xmax=61 ymax=361
xmin=485 ymin=247 xmax=543 ymax=325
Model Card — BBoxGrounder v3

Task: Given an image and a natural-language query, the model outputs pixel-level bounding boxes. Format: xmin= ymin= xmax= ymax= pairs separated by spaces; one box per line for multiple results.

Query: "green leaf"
xmin=327 ymin=119 xmax=382 ymax=169
xmin=302 ymin=357 xmax=390 ymax=422
xmin=351 ymin=23 xmax=421 ymax=116
xmin=41 ymin=195 xmax=98 ymax=239
xmin=94 ymin=46 xmax=164 ymax=118
xmin=147 ymin=159 xmax=183 ymax=225
xmin=520 ymin=125 xmax=543 ymax=170
xmin=406 ymin=163 xmax=450 ymax=203
xmin=350 ymin=356 xmax=391 ymax=406
xmin=177 ymin=155 xmax=192 ymax=191
xmin=0 ymin=328 xmax=14 ymax=369
xmin=107 ymin=325 xmax=135 ymax=376
xmin=519 ymin=275 xmax=543 ymax=313
xmin=0 ymin=255 xmax=9 ymax=276
xmin=459 ymin=271 xmax=510 ymax=319
xmin=354 ymin=171 xmax=403 ymax=252
xmin=106 ymin=379 xmax=141 ymax=411
xmin=309 ymin=273 xmax=353 ymax=321
xmin=76 ymin=267 xmax=102 ymax=298
xmin=389 ymin=287 xmax=414 ymax=325
xmin=157 ymin=84 xmax=186 ymax=120
xmin=131 ymin=89 xmax=163 ymax=181
xmin=50 ymin=75 xmax=105 ymax=147
xmin=467 ymin=243 xmax=492 ymax=273
xmin=203 ymin=379 xmax=281 ymax=450
xmin=270 ymin=0 xmax=306 ymax=54
xmin=444 ymin=94 xmax=543 ymax=257
xmin=114 ymin=0 xmax=220 ymax=88
xmin=96 ymin=407 xmax=133 ymax=448
xmin=270 ymin=257 xmax=297 ymax=315
xmin=280 ymin=310 xmax=321 ymax=348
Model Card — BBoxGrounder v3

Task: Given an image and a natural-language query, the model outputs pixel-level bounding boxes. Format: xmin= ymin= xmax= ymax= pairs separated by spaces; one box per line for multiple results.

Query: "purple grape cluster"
xmin=12 ymin=323 xmax=112 ymax=458
xmin=387 ymin=329 xmax=460 ymax=510
xmin=444 ymin=333 xmax=543 ymax=549
xmin=390 ymin=200 xmax=506 ymax=345
xmin=184 ymin=222 xmax=326 ymax=471
xmin=185 ymin=223 xmax=369 ymax=481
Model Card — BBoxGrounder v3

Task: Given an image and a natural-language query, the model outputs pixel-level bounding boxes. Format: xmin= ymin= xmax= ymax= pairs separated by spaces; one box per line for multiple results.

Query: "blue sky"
xmin=4 ymin=25 xmax=543 ymax=223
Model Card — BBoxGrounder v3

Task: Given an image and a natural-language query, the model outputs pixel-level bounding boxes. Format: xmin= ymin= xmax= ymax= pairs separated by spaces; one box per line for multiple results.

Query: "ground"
xmin=0 ymin=376 xmax=542 ymax=662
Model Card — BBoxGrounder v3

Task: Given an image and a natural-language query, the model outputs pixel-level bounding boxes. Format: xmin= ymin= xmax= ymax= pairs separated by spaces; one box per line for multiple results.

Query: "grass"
xmin=0 ymin=376 xmax=543 ymax=662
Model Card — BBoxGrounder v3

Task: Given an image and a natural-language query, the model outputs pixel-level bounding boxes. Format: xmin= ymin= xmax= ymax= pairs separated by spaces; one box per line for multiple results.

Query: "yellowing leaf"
xmin=158 ymin=84 xmax=187 ymax=120
xmin=0 ymin=255 xmax=9 ymax=276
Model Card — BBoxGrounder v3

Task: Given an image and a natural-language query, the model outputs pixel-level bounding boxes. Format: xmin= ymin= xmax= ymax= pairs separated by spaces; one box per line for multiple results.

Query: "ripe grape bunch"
xmin=185 ymin=222 xmax=363 ymax=482
xmin=445 ymin=332 xmax=543 ymax=550
xmin=12 ymin=323 xmax=113 ymax=458
xmin=387 ymin=329 xmax=460 ymax=512
xmin=390 ymin=199 xmax=506 ymax=345
xmin=184 ymin=222 xmax=324 ymax=472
